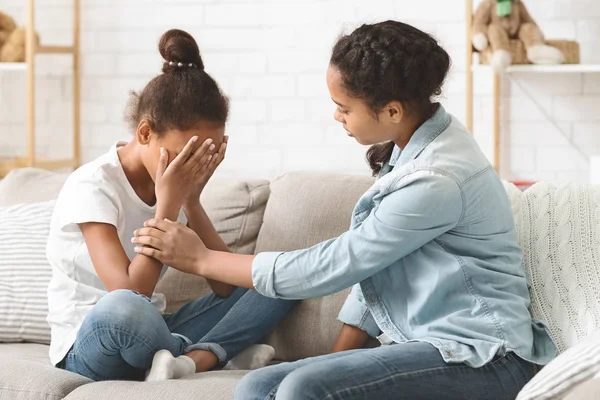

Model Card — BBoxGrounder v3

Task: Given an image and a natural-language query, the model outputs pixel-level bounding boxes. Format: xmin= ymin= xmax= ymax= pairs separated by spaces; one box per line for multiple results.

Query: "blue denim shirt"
xmin=252 ymin=104 xmax=556 ymax=367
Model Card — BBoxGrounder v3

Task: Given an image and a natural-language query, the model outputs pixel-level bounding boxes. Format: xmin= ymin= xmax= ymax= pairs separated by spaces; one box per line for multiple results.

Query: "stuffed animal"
xmin=0 ymin=26 xmax=39 ymax=62
xmin=0 ymin=11 xmax=16 ymax=49
xmin=472 ymin=0 xmax=564 ymax=72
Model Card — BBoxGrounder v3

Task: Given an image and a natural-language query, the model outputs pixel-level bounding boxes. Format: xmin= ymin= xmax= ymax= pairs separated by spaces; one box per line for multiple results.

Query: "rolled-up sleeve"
xmin=252 ymin=171 xmax=463 ymax=300
xmin=337 ymin=284 xmax=380 ymax=337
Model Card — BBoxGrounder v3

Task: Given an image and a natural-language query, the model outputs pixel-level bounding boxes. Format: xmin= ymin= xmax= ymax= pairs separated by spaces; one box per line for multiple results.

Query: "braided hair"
xmin=125 ymin=29 xmax=229 ymax=135
xmin=330 ymin=21 xmax=451 ymax=176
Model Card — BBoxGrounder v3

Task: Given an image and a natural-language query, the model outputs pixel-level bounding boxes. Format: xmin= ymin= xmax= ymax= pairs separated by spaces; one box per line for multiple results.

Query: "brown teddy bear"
xmin=2 ymin=26 xmax=30 ymax=62
xmin=472 ymin=0 xmax=564 ymax=72
xmin=0 ymin=26 xmax=39 ymax=62
xmin=0 ymin=11 xmax=16 ymax=49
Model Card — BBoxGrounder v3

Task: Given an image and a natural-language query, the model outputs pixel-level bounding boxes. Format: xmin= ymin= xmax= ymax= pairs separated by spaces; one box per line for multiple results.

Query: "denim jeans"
xmin=234 ymin=342 xmax=536 ymax=400
xmin=59 ymin=288 xmax=296 ymax=381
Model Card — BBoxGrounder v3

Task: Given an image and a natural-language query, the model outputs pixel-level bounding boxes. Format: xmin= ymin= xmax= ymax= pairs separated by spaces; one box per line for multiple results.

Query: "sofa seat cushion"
xmin=256 ymin=172 xmax=375 ymax=361
xmin=63 ymin=371 xmax=247 ymax=400
xmin=0 ymin=343 xmax=90 ymax=400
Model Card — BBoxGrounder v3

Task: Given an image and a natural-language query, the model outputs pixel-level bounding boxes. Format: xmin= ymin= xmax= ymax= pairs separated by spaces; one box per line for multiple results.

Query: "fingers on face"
xmin=190 ymin=138 xmax=215 ymax=166
xmin=169 ymin=136 xmax=199 ymax=169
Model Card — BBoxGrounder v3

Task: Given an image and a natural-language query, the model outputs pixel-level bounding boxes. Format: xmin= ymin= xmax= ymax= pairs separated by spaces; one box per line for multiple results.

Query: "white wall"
xmin=0 ymin=0 xmax=599 ymax=181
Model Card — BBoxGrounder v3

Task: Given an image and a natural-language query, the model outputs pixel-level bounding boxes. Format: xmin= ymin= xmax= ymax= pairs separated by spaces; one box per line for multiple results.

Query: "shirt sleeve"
xmin=55 ymin=178 xmax=119 ymax=233
xmin=252 ymin=171 xmax=463 ymax=299
xmin=337 ymin=284 xmax=381 ymax=338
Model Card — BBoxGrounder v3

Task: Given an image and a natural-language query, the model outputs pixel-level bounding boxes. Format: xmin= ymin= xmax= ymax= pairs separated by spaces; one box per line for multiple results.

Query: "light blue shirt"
xmin=252 ymin=104 xmax=556 ymax=367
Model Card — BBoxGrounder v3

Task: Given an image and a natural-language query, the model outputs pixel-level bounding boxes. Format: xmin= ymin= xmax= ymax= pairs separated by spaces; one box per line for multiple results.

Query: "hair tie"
xmin=168 ymin=61 xmax=197 ymax=68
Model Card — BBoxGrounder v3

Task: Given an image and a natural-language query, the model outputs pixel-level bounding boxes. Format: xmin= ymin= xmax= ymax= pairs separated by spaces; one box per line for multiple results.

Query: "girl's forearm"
xmin=125 ymin=200 xmax=180 ymax=296
xmin=126 ymin=255 xmax=164 ymax=297
xmin=183 ymin=201 xmax=230 ymax=252
xmin=156 ymin=199 xmax=181 ymax=223
xmin=184 ymin=201 xmax=236 ymax=297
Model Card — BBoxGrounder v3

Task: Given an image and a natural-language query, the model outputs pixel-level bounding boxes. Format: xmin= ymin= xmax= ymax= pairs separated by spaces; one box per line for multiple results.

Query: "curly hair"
xmin=330 ymin=21 xmax=451 ymax=176
xmin=125 ymin=29 xmax=229 ymax=135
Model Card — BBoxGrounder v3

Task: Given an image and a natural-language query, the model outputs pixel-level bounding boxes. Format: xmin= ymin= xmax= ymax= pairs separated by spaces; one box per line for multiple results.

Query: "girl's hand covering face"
xmin=154 ymin=135 xmax=227 ymax=207
xmin=185 ymin=135 xmax=228 ymax=205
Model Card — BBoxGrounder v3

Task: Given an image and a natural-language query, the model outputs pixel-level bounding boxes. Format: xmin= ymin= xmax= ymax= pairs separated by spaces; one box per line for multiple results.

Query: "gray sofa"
xmin=0 ymin=168 xmax=598 ymax=399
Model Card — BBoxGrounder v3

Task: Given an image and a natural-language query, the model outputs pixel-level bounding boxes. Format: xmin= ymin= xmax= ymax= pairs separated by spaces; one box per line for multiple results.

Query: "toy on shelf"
xmin=1 ymin=26 xmax=39 ymax=62
xmin=0 ymin=11 xmax=40 ymax=63
xmin=471 ymin=0 xmax=568 ymax=72
xmin=0 ymin=12 xmax=16 ymax=48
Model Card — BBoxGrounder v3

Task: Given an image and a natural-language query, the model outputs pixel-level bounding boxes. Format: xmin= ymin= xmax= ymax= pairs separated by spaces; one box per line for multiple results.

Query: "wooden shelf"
xmin=0 ymin=0 xmax=80 ymax=178
xmin=0 ymin=62 xmax=27 ymax=71
xmin=465 ymin=0 xmax=595 ymax=177
xmin=0 ymin=43 xmax=76 ymax=73
xmin=472 ymin=64 xmax=600 ymax=73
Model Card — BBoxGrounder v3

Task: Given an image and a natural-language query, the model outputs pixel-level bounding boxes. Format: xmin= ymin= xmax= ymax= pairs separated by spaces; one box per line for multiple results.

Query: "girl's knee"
xmin=89 ymin=289 xmax=153 ymax=328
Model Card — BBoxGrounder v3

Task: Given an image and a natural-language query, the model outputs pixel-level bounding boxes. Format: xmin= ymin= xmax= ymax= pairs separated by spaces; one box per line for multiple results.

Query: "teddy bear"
xmin=472 ymin=0 xmax=565 ymax=72
xmin=0 ymin=11 xmax=16 ymax=49
xmin=0 ymin=26 xmax=38 ymax=62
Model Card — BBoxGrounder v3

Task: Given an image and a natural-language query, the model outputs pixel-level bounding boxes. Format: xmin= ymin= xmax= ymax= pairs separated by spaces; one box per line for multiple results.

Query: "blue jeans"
xmin=59 ymin=288 xmax=296 ymax=381
xmin=234 ymin=342 xmax=536 ymax=400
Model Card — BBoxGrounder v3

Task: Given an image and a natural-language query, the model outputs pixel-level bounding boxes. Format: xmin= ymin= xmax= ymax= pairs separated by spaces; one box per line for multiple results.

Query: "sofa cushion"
xmin=0 ymin=201 xmax=55 ymax=344
xmin=157 ymin=178 xmax=270 ymax=313
xmin=256 ymin=171 xmax=375 ymax=361
xmin=63 ymin=371 xmax=246 ymax=400
xmin=0 ymin=168 xmax=68 ymax=206
xmin=519 ymin=182 xmax=600 ymax=353
xmin=0 ymin=343 xmax=90 ymax=400
xmin=516 ymin=333 xmax=600 ymax=400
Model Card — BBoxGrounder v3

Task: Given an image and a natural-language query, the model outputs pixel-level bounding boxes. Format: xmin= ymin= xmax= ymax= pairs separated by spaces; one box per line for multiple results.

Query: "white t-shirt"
xmin=46 ymin=141 xmax=183 ymax=366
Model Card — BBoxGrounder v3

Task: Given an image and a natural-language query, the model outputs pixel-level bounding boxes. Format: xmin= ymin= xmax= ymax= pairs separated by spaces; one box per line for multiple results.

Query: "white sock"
xmin=223 ymin=344 xmax=275 ymax=370
xmin=145 ymin=349 xmax=196 ymax=382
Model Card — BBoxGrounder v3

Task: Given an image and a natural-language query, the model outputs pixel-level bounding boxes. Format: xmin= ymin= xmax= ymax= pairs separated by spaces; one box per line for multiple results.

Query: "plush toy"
xmin=0 ymin=11 xmax=16 ymax=49
xmin=472 ymin=0 xmax=564 ymax=71
xmin=0 ymin=26 xmax=39 ymax=62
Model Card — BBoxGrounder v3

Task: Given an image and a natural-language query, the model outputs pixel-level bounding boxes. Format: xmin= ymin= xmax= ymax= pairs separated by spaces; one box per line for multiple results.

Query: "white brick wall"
xmin=1 ymin=0 xmax=599 ymax=182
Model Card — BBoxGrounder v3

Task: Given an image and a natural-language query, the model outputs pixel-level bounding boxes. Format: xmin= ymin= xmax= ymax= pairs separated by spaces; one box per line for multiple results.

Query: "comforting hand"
xmin=155 ymin=136 xmax=217 ymax=209
xmin=185 ymin=135 xmax=228 ymax=206
xmin=132 ymin=218 xmax=209 ymax=275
